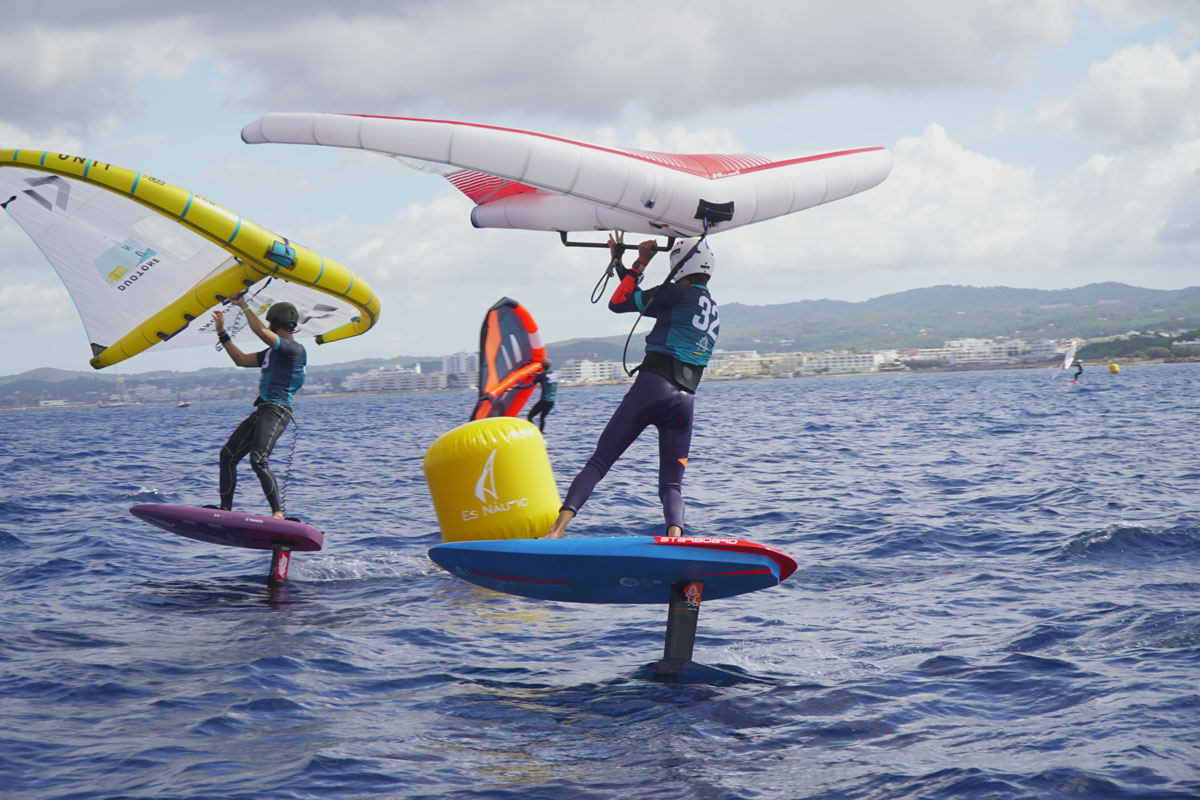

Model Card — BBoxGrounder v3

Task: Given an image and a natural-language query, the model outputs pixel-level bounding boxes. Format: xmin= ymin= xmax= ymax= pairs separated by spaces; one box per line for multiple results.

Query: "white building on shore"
xmin=908 ymin=347 xmax=953 ymax=362
xmin=803 ymin=351 xmax=885 ymax=375
xmin=945 ymin=337 xmax=1058 ymax=365
xmin=443 ymin=351 xmax=478 ymax=375
xmin=707 ymin=350 xmax=765 ymax=377
xmin=557 ymin=359 xmax=627 ymax=384
xmin=343 ymin=366 xmax=449 ymax=393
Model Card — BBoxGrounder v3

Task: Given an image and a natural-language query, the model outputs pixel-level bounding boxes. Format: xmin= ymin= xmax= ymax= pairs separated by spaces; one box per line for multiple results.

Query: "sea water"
xmin=2 ymin=364 xmax=1198 ymax=799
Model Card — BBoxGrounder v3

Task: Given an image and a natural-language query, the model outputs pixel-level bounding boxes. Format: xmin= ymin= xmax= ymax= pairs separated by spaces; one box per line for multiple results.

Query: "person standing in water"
xmin=547 ymin=232 xmax=718 ymax=539
xmin=211 ymin=294 xmax=306 ymax=518
xmin=525 ymin=359 xmax=558 ymax=432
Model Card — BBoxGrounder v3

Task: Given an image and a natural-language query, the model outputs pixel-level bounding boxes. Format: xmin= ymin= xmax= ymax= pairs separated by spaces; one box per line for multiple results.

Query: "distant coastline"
xmin=5 ymin=357 xmax=1191 ymax=413
xmin=10 ymin=279 xmax=1200 ymax=408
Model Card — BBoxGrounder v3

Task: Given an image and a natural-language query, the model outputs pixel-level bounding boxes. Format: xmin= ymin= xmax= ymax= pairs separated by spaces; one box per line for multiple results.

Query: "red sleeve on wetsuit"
xmin=609 ymin=261 xmax=645 ymax=312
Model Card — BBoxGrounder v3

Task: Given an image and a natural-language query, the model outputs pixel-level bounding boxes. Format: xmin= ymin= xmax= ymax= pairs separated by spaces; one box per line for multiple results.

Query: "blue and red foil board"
xmin=428 ymin=536 xmax=797 ymax=604
xmin=129 ymin=504 xmax=323 ymax=552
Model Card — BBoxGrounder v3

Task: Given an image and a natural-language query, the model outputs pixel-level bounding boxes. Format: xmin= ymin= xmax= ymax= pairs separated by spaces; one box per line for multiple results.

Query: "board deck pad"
xmin=130 ymin=504 xmax=323 ymax=552
xmin=428 ymin=536 xmax=797 ymax=604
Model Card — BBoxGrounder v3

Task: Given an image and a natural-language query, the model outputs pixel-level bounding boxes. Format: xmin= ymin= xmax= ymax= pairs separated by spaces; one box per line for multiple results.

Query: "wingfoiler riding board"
xmin=130 ymin=504 xmax=323 ymax=584
xmin=428 ymin=535 xmax=797 ymax=604
xmin=1054 ymin=340 xmax=1079 ymax=380
xmin=0 ymin=150 xmax=380 ymax=370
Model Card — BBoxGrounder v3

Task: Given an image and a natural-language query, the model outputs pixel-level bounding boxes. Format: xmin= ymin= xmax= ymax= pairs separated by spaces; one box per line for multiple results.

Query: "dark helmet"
xmin=266 ymin=302 xmax=300 ymax=332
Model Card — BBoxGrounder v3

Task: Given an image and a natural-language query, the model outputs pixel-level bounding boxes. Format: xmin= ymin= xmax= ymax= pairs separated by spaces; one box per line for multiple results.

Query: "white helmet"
xmin=669 ymin=237 xmax=715 ymax=281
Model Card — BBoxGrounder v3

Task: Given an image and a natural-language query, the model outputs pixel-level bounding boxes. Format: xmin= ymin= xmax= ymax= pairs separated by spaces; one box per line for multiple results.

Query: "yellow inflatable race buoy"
xmin=1110 ymin=363 xmax=1120 ymax=374
xmin=424 ymin=417 xmax=560 ymax=542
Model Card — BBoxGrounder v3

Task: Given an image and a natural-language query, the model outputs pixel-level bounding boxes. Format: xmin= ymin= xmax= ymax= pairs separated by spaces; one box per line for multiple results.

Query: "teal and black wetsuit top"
xmin=610 ymin=271 xmax=719 ymax=392
xmin=255 ymin=338 xmax=307 ymax=410
xmin=536 ymin=370 xmax=558 ymax=402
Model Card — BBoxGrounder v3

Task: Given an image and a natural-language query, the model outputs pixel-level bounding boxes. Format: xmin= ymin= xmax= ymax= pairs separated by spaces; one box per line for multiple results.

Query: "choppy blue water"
xmin=3 ymin=364 xmax=1199 ymax=799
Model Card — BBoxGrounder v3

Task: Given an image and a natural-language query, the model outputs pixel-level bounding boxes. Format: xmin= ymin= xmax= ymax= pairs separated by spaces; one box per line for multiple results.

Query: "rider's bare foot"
xmin=272 ymin=511 xmax=286 ymax=519
xmin=545 ymin=509 xmax=574 ymax=539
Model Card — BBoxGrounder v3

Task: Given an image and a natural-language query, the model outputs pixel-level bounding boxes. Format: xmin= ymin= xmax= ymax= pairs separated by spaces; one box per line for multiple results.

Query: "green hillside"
xmin=715 ymin=282 xmax=1200 ymax=351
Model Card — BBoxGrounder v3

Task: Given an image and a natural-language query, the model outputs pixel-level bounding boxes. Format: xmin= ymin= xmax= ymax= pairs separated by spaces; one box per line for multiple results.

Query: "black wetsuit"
xmin=219 ymin=338 xmax=306 ymax=513
xmin=526 ymin=371 xmax=558 ymax=431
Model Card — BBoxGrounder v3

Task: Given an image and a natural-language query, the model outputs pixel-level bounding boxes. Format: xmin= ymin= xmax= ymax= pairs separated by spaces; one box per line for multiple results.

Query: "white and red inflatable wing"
xmin=241 ymin=113 xmax=893 ymax=238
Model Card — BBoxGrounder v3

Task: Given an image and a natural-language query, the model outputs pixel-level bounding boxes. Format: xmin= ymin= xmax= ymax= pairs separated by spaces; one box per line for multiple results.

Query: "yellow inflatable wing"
xmin=0 ymin=149 xmax=381 ymax=368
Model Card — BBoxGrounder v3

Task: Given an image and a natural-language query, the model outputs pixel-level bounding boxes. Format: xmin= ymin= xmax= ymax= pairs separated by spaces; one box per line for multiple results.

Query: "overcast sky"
xmin=2 ymin=0 xmax=1199 ymax=375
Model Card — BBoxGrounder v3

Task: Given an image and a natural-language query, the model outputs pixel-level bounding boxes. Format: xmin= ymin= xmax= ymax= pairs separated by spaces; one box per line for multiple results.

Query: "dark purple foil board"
xmin=130 ymin=504 xmax=323 ymax=552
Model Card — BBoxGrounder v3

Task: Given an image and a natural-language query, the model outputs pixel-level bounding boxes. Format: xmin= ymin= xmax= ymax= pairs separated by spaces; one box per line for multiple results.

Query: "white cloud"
xmin=710 ymin=123 xmax=1200 ymax=302
xmin=4 ymin=1 xmax=1200 ymax=374
xmin=0 ymin=1 xmax=1091 ymax=135
xmin=0 ymin=281 xmax=75 ymax=333
xmin=1049 ymin=137 xmax=1200 ymax=269
xmin=1039 ymin=43 xmax=1200 ymax=146
xmin=0 ymin=121 xmax=85 ymax=157
xmin=628 ymin=127 xmax=746 ymax=155
xmin=0 ymin=19 xmax=205 ymax=137
xmin=712 ymin=125 xmax=1038 ymax=299
xmin=213 ymin=2 xmax=1077 ymax=119
xmin=271 ymin=192 xmax=627 ymax=356
xmin=1083 ymin=0 xmax=1200 ymax=30
xmin=1078 ymin=44 xmax=1200 ymax=145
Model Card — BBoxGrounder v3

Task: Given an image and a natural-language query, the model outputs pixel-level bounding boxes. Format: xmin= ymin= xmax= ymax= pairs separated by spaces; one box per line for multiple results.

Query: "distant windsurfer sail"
xmin=1055 ymin=341 xmax=1079 ymax=379
xmin=241 ymin=113 xmax=893 ymax=240
xmin=0 ymin=149 xmax=382 ymax=369
xmin=471 ymin=297 xmax=546 ymax=420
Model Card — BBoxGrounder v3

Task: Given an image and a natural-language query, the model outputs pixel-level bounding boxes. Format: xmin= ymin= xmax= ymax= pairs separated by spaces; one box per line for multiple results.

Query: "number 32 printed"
xmin=692 ymin=296 xmax=719 ymax=335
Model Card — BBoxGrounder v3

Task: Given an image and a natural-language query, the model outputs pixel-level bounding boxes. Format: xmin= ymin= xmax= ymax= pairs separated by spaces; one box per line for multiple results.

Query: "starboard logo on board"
xmin=657 ymin=536 xmax=742 ymax=545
